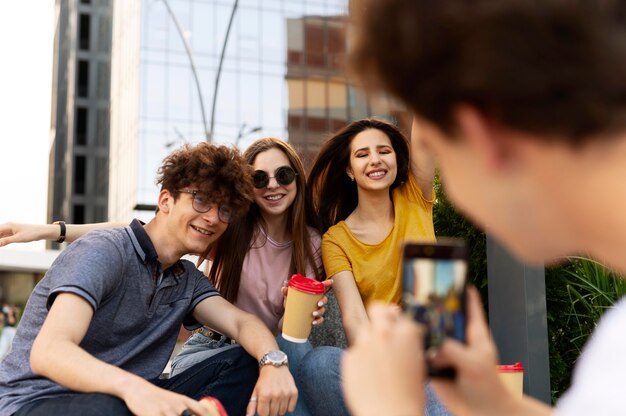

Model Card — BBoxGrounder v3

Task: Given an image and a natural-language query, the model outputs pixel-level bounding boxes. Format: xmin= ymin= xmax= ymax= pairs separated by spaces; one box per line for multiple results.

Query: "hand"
xmin=429 ymin=286 xmax=526 ymax=416
xmin=0 ymin=222 xmax=53 ymax=247
xmin=342 ymin=303 xmax=425 ymax=416
xmin=246 ymin=365 xmax=297 ymax=416
xmin=281 ymin=279 xmax=333 ymax=326
xmin=122 ymin=380 xmax=215 ymax=416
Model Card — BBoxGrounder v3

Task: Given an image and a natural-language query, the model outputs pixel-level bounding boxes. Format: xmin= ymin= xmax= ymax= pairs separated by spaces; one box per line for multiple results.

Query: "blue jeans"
xmin=276 ymin=334 xmax=313 ymax=416
xmin=170 ymin=332 xmax=239 ymax=376
xmin=172 ymin=332 xmax=313 ymax=415
xmin=14 ymin=347 xmax=258 ymax=416
xmin=299 ymin=346 xmax=452 ymax=416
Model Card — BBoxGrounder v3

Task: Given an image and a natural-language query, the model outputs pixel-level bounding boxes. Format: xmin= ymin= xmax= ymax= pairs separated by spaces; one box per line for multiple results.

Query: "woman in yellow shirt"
xmin=300 ymin=118 xmax=448 ymax=415
xmin=308 ymin=117 xmax=435 ymax=343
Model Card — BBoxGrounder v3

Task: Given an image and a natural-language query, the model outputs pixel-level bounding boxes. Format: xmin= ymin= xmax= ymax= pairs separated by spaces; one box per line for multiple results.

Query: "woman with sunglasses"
xmin=300 ymin=117 xmax=450 ymax=415
xmin=0 ymin=138 xmax=331 ymax=415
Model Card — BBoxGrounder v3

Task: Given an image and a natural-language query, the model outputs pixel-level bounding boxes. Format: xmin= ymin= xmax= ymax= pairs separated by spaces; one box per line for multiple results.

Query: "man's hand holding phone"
xmin=428 ymin=286 xmax=545 ymax=416
xmin=342 ymin=303 xmax=426 ymax=416
xmin=401 ymin=239 xmax=468 ymax=378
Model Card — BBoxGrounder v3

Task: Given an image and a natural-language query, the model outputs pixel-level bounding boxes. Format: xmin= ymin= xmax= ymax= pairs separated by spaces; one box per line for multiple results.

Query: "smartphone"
xmin=401 ymin=239 xmax=468 ymax=378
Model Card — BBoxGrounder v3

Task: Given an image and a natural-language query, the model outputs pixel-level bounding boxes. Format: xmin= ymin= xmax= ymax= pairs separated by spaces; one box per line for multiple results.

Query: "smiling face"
xmin=348 ymin=128 xmax=398 ymax=192
xmin=251 ymin=147 xmax=297 ymax=219
xmin=164 ymin=188 xmax=229 ymax=256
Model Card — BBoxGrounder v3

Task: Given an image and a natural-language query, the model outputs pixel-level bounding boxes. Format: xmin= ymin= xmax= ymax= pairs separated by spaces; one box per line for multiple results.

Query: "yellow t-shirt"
xmin=322 ymin=174 xmax=435 ymax=305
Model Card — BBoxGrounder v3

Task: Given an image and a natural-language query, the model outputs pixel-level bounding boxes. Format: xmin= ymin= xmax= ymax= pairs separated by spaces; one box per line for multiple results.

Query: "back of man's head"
xmin=156 ymin=143 xmax=254 ymax=221
xmin=351 ymin=0 xmax=626 ymax=144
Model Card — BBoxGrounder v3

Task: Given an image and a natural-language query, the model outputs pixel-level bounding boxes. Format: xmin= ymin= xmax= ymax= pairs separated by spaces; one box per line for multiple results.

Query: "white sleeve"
xmin=555 ymin=297 xmax=626 ymax=415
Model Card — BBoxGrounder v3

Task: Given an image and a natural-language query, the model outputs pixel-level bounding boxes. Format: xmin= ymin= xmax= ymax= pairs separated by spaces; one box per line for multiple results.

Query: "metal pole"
xmin=209 ymin=0 xmax=239 ymax=142
xmin=487 ymin=235 xmax=551 ymax=403
xmin=159 ymin=0 xmax=210 ymax=141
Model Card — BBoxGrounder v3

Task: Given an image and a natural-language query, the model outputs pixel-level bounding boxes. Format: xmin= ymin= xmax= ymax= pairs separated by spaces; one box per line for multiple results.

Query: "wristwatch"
xmin=259 ymin=350 xmax=288 ymax=368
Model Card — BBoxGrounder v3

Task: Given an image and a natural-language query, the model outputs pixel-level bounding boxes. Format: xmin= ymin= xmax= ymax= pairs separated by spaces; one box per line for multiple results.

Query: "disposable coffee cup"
xmin=496 ymin=362 xmax=524 ymax=397
xmin=282 ymin=274 xmax=325 ymax=343
xmin=200 ymin=396 xmax=228 ymax=416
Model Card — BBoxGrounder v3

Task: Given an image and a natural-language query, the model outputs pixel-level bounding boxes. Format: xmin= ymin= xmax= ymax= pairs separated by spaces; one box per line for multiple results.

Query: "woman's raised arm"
xmin=409 ymin=117 xmax=436 ymax=200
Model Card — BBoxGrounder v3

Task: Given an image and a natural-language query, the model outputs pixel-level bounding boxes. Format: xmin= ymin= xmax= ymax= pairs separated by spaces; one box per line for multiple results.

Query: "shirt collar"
xmin=127 ymin=219 xmax=158 ymax=263
xmin=126 ymin=218 xmax=186 ymax=279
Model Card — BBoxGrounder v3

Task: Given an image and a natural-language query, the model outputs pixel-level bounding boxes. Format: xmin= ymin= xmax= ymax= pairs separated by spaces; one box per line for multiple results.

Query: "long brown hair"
xmin=307 ymin=118 xmax=410 ymax=233
xmin=203 ymin=138 xmax=324 ymax=303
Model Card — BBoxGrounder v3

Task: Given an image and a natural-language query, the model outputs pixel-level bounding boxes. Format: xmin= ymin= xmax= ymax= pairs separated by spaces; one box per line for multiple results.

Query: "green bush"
xmin=546 ymin=257 xmax=626 ymax=401
xmin=432 ymin=176 xmax=488 ymax=305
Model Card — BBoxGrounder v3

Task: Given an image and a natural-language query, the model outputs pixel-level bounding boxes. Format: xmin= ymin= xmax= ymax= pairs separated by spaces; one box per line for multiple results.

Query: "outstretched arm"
xmin=332 ymin=271 xmax=368 ymax=345
xmin=31 ymin=293 xmax=211 ymax=416
xmin=410 ymin=117 xmax=436 ymax=200
xmin=0 ymin=222 xmax=126 ymax=247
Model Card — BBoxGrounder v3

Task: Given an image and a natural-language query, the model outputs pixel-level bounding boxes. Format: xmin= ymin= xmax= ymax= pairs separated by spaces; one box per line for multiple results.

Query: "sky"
xmin=0 ymin=1 xmax=55 ymax=251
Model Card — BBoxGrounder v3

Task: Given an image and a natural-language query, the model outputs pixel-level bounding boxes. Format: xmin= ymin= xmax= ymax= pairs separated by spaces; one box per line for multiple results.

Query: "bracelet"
xmin=53 ymin=221 xmax=66 ymax=243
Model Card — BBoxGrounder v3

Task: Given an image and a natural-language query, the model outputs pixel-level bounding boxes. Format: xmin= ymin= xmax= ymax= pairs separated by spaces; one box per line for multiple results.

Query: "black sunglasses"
xmin=252 ymin=166 xmax=298 ymax=189
xmin=178 ymin=189 xmax=233 ymax=224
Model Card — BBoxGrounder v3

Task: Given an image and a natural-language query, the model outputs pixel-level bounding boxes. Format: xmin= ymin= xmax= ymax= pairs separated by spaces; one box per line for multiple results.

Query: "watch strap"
xmin=53 ymin=221 xmax=66 ymax=243
xmin=259 ymin=350 xmax=288 ymax=368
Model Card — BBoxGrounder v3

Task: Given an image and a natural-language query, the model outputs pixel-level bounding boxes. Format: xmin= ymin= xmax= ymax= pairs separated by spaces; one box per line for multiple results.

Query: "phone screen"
xmin=401 ymin=240 xmax=468 ymax=377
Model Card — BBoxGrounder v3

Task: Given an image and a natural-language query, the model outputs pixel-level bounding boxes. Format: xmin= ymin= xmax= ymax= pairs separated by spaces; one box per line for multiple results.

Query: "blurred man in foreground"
xmin=343 ymin=1 xmax=626 ymax=415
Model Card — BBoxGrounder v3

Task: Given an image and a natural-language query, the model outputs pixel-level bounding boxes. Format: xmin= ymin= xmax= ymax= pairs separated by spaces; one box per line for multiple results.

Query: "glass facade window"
xmin=97 ymin=13 xmax=112 ymax=53
xmin=79 ymin=13 xmax=91 ymax=50
xmin=96 ymin=61 xmax=110 ymax=99
xmin=76 ymin=107 xmax=87 ymax=145
xmin=96 ymin=108 xmax=109 ymax=147
xmin=73 ymin=204 xmax=85 ymax=224
xmin=95 ymin=155 xmax=108 ymax=196
xmin=73 ymin=155 xmax=86 ymax=195
xmin=77 ymin=60 xmax=89 ymax=97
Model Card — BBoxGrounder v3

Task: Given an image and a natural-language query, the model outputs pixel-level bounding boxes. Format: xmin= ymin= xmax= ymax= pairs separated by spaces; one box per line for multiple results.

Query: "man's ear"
xmin=157 ymin=189 xmax=173 ymax=214
xmin=453 ymin=105 xmax=512 ymax=171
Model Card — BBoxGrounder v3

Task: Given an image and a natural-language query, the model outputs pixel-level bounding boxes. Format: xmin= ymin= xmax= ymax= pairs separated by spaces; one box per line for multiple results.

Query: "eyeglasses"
xmin=252 ymin=166 xmax=298 ymax=189
xmin=178 ymin=189 xmax=233 ymax=224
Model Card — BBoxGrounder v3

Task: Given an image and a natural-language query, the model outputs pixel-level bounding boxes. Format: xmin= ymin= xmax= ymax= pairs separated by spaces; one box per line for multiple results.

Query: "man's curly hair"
xmin=156 ymin=143 xmax=254 ymax=221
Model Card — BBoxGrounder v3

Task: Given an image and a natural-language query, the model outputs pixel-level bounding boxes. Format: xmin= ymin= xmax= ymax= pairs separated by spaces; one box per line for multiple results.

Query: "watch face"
xmin=267 ymin=350 xmax=287 ymax=363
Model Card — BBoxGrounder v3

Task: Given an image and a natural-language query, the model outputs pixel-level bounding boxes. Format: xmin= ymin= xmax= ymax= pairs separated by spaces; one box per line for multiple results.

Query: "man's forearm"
xmin=31 ymin=337 xmax=148 ymax=399
xmin=234 ymin=313 xmax=281 ymax=360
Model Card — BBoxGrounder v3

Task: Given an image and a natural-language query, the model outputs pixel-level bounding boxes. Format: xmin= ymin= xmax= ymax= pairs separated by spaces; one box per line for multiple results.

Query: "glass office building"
xmin=50 ymin=0 xmax=409 ymax=223
xmin=121 ymin=0 xmax=407 ymax=219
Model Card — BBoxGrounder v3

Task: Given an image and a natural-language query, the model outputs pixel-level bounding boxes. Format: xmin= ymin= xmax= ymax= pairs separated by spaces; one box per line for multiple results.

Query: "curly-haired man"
xmin=0 ymin=143 xmax=297 ymax=416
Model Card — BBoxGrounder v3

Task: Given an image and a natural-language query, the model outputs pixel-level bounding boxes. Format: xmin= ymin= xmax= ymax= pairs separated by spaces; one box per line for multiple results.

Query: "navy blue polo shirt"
xmin=0 ymin=219 xmax=219 ymax=415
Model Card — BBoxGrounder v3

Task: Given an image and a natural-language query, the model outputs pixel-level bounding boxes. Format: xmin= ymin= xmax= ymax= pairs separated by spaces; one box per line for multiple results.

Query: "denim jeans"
xmin=276 ymin=334 xmax=313 ymax=416
xmin=299 ymin=346 xmax=350 ymax=416
xmin=299 ymin=346 xmax=452 ymax=416
xmin=170 ymin=332 xmax=239 ymax=377
xmin=14 ymin=347 xmax=258 ymax=416
xmin=173 ymin=331 xmax=313 ymax=416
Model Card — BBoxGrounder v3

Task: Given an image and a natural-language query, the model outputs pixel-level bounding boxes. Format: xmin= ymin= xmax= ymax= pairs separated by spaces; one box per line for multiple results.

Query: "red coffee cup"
xmin=496 ymin=362 xmax=524 ymax=397
xmin=200 ymin=396 xmax=228 ymax=416
xmin=282 ymin=274 xmax=325 ymax=342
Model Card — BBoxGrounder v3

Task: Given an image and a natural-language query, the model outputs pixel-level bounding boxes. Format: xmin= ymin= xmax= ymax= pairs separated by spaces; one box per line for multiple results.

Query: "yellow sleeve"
xmin=321 ymin=230 xmax=353 ymax=279
xmin=401 ymin=174 xmax=435 ymax=208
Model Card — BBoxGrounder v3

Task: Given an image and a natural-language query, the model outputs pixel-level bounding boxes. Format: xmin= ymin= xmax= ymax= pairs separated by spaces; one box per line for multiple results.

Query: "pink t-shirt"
xmin=234 ymin=225 xmax=322 ymax=335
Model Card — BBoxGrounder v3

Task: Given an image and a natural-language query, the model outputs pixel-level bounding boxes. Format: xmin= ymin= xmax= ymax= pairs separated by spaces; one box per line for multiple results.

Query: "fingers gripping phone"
xmin=401 ymin=239 xmax=468 ymax=378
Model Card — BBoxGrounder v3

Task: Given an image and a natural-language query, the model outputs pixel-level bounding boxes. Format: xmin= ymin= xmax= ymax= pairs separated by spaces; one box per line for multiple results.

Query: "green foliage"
xmin=546 ymin=257 xmax=626 ymax=401
xmin=433 ymin=175 xmax=488 ymax=305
